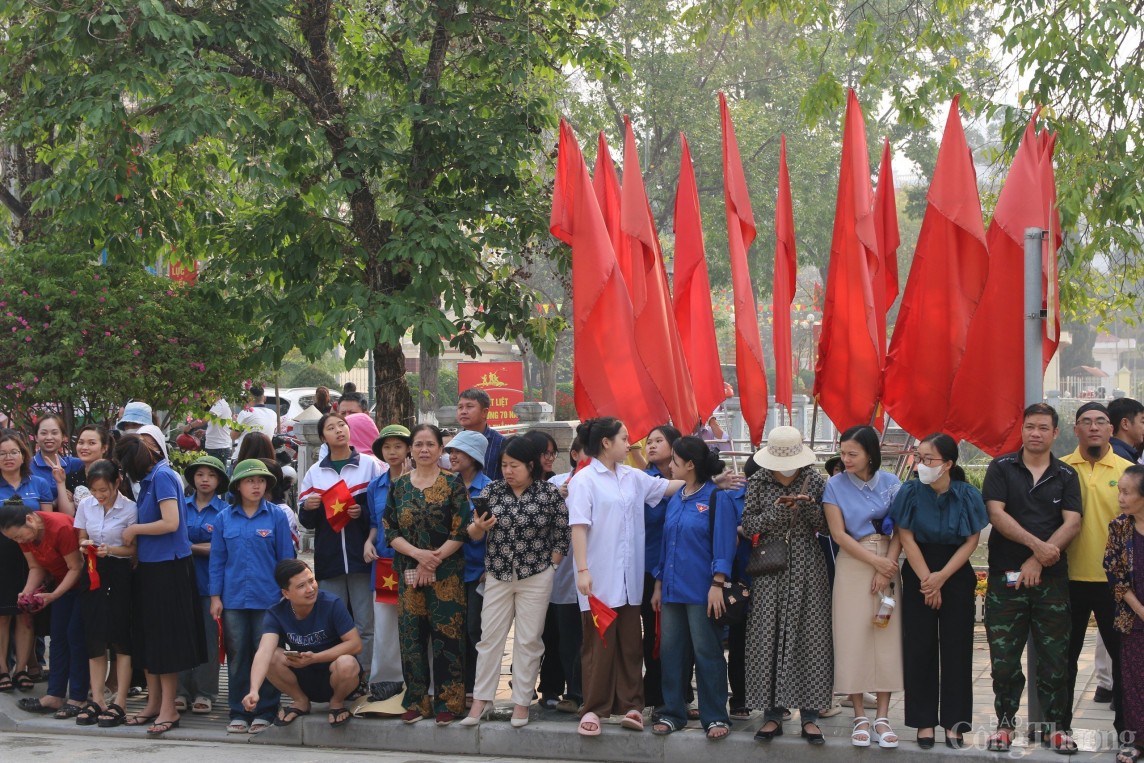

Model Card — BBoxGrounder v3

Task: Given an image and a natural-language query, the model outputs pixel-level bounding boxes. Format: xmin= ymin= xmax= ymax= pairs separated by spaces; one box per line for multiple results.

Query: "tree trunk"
xmin=418 ymin=346 xmax=439 ymax=420
xmin=541 ymin=333 xmax=562 ymax=407
xmin=373 ymin=341 xmax=413 ymax=427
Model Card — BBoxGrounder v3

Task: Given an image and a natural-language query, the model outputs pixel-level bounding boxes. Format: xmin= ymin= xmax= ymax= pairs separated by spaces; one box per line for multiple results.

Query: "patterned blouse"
xmin=479 ymin=479 xmax=571 ymax=582
xmin=1104 ymin=514 xmax=1143 ymax=634
xmin=383 ymin=471 xmax=470 ymax=578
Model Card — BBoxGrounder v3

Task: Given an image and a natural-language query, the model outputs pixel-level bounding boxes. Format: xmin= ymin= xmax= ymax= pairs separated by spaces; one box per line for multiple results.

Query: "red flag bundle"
xmin=551 ymin=119 xmax=669 ymax=439
xmin=945 ymin=108 xmax=1059 ymax=455
xmin=592 ymin=133 xmax=626 ymax=278
xmin=588 ymin=595 xmax=617 ymax=645
xmin=322 ymin=479 xmax=354 ymax=533
xmin=772 ymin=134 xmax=797 ymax=419
xmin=374 ymin=557 xmax=399 ymax=605
xmin=720 ymin=93 xmax=768 ymax=445
xmin=85 ymin=546 xmax=101 ymax=591
xmin=884 ymin=97 xmax=989 ymax=439
xmin=672 ymin=133 xmax=724 ymax=423
xmin=813 ymin=89 xmax=882 ymax=429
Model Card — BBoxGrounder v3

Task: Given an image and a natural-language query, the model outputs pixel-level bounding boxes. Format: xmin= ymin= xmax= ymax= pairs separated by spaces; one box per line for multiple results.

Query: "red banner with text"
xmin=457 ymin=361 xmax=524 ymax=426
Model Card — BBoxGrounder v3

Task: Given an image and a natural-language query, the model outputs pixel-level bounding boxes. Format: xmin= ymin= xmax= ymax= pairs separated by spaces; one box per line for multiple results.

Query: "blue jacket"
xmin=209 ymin=498 xmax=295 ymax=609
xmin=654 ymin=482 xmax=737 ymax=605
xmin=184 ymin=494 xmax=228 ymax=596
xmin=462 ymin=472 xmax=493 ymax=583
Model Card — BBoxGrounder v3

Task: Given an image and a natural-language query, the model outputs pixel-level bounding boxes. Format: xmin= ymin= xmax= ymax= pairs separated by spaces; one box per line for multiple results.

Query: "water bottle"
xmin=872 ymin=583 xmax=896 ymax=628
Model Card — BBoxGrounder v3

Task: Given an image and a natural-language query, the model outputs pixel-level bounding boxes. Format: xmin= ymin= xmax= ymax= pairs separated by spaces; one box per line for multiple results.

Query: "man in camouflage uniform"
xmin=982 ymin=403 xmax=1083 ymax=753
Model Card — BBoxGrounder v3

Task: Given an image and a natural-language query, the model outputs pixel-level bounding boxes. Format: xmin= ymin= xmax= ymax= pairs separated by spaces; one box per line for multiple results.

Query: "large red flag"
xmin=772 ymin=134 xmax=797 ymax=419
xmin=720 ymin=92 xmax=768 ymax=445
xmin=620 ymin=117 xmax=700 ymax=433
xmin=813 ymin=90 xmax=882 ymax=430
xmin=874 ymin=138 xmax=901 ymax=324
xmin=592 ymin=134 xmax=628 ymax=297
xmin=551 ymin=119 xmax=669 ymax=440
xmin=945 ymin=109 xmax=1059 ymax=454
xmin=672 ymin=133 xmax=725 ymax=422
xmin=883 ymin=97 xmax=989 ymax=439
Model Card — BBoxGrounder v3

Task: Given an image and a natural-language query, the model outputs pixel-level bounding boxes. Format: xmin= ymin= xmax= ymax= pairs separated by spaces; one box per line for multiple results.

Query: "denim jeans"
xmin=318 ymin=573 xmax=373 ymax=677
xmin=178 ymin=596 xmax=220 ymax=703
xmin=47 ymin=588 xmax=88 ymax=702
xmin=222 ymin=609 xmax=279 ymax=722
xmin=658 ymin=603 xmax=728 ymax=728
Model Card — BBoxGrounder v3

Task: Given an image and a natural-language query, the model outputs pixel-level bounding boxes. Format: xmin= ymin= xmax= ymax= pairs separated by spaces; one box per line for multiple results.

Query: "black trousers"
xmin=727 ymin=616 xmax=747 ymax=710
xmin=538 ymin=603 xmax=565 ymax=699
xmin=1065 ymin=580 xmax=1124 ymax=733
xmin=464 ymin=580 xmax=483 ymax=694
xmin=538 ymin=602 xmax=582 ymax=701
xmin=901 ymin=544 xmax=976 ymax=731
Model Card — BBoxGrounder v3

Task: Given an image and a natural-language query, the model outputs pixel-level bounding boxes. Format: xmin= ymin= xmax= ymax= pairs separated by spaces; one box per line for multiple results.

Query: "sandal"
xmin=730 ymin=706 xmax=752 ymax=720
xmin=802 ymin=720 xmax=825 ymax=745
xmin=18 ymin=697 xmax=61 ymax=714
xmin=556 ymin=698 xmax=579 ymax=713
xmin=174 ymin=697 xmax=188 ymax=712
xmin=0 ymin=672 xmax=12 ymax=692
xmin=1117 ymin=747 xmax=1142 ymax=763
xmin=97 ymin=703 xmax=126 ymax=728
xmin=329 ymin=706 xmax=351 ymax=727
xmin=688 ymin=707 xmax=701 ymax=721
xmin=226 ymin=719 xmax=250 ymax=734
xmin=191 ymin=697 xmax=213 ymax=714
xmin=13 ymin=670 xmax=34 ymax=691
xmin=852 ymin=716 xmax=872 ymax=747
xmin=54 ymin=703 xmax=83 ymax=720
xmin=125 ymin=712 xmax=159 ymax=726
xmin=579 ymin=711 xmax=602 ymax=736
xmin=75 ymin=702 xmax=103 ymax=726
xmin=706 ymin=721 xmax=730 ymax=740
xmin=988 ymin=728 xmax=1013 ymax=752
xmin=1046 ymin=731 xmax=1078 ymax=755
xmin=620 ymin=709 xmax=644 ymax=731
xmin=249 ymin=718 xmax=273 ymax=734
xmin=874 ymin=717 xmax=899 ymax=748
xmin=652 ymin=718 xmax=679 ymax=736
xmin=147 ymin=718 xmax=180 ymax=737
xmin=275 ymin=705 xmax=310 ymax=726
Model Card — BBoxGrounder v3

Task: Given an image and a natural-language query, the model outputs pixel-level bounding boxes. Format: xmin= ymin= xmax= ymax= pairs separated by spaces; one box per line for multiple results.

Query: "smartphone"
xmin=471 ymin=496 xmax=490 ymax=519
xmin=284 ymin=642 xmax=297 ymax=654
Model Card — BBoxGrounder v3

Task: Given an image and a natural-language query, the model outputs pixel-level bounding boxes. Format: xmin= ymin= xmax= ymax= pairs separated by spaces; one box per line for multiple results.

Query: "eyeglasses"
xmin=0 ymin=451 xmax=21 ymax=459
xmin=543 ymin=450 xmax=557 ymax=458
xmin=1077 ymin=418 xmax=1111 ymax=428
xmin=911 ymin=452 xmax=945 ymax=466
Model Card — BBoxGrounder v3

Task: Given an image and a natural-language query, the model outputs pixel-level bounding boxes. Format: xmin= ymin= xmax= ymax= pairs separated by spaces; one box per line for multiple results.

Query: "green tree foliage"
xmin=0 ymin=0 xmax=622 ymax=424
xmin=0 ymin=250 xmax=256 ymax=432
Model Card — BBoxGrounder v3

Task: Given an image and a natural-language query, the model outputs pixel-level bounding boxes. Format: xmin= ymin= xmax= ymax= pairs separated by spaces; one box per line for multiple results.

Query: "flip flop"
xmin=147 ymin=718 xmax=180 ymax=737
xmin=329 ymin=706 xmax=351 ymax=727
xmin=579 ymin=711 xmax=602 ymax=736
xmin=125 ymin=713 xmax=159 ymax=726
xmin=275 ymin=706 xmax=311 ymax=726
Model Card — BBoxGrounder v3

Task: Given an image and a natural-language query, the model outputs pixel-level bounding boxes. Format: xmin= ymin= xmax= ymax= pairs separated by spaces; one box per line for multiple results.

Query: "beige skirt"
xmin=832 ymin=535 xmax=904 ymax=694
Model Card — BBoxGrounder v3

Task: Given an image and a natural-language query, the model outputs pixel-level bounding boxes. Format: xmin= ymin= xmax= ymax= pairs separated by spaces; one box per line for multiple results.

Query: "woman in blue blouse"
xmin=649 ymin=436 xmax=736 ymax=740
xmin=889 ymin=433 xmax=987 ymax=749
xmin=823 ymin=425 xmax=903 ymax=748
xmin=641 ymin=424 xmax=683 ymax=710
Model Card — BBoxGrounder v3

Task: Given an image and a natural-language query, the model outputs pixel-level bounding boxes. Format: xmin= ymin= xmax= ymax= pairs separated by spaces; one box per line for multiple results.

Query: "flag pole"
xmin=809 ymin=397 xmax=820 ymax=448
xmin=1023 ymin=226 xmax=1046 ymax=737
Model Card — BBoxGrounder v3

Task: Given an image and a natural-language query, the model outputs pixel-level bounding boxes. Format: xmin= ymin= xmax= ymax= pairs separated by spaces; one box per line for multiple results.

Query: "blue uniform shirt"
xmin=0 ymin=475 xmax=54 ymax=510
xmin=209 ymin=498 xmax=295 ymax=609
xmin=463 ymin=472 xmax=493 ymax=583
xmin=29 ymin=453 xmax=83 ymax=502
xmin=136 ymin=460 xmax=191 ymax=563
xmin=654 ymin=482 xmax=737 ymax=605
xmin=644 ymin=464 xmax=670 ymax=578
xmin=184 ymin=494 xmax=227 ymax=596
xmin=366 ymin=470 xmax=397 ymax=560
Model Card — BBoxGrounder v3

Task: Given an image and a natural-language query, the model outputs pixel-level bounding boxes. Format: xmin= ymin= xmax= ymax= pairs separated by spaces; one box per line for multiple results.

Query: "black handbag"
xmin=744 ymin=473 xmax=813 ymax=577
xmin=706 ymin=489 xmax=751 ymax=626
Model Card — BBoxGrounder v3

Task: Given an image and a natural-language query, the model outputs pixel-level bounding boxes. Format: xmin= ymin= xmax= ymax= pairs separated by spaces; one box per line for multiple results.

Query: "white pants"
xmin=473 ymin=567 xmax=554 ymax=706
xmin=371 ymin=601 xmax=403 ymax=684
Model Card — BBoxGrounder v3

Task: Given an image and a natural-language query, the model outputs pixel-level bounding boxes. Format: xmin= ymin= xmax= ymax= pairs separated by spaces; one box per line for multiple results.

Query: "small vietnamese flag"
xmin=322 ymin=480 xmax=354 ymax=533
xmin=374 ymin=557 xmax=399 ymax=605
xmin=85 ymin=546 xmax=100 ymax=591
xmin=588 ymin=595 xmax=617 ymax=646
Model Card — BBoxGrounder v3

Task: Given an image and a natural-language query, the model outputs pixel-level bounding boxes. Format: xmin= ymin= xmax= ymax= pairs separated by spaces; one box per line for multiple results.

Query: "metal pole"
xmin=1023 ymin=227 xmax=1046 ymax=737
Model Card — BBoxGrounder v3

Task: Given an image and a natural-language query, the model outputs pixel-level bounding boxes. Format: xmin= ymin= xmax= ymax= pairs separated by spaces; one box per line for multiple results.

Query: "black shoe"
xmin=918 ymin=734 xmax=936 ymax=750
xmin=946 ymin=736 xmax=964 ymax=749
xmin=1095 ymin=687 xmax=1114 ymax=704
xmin=754 ymin=720 xmax=783 ymax=741
xmin=802 ymin=721 xmax=825 ymax=745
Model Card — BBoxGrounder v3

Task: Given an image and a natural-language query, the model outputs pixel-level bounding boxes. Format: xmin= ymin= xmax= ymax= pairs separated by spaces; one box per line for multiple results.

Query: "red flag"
xmin=592 ymin=133 xmax=627 ymax=289
xmin=374 ymin=557 xmax=399 ymax=605
xmin=551 ymin=119 xmax=669 ymax=440
xmin=588 ymin=594 xmax=617 ymax=645
xmin=1039 ymin=130 xmax=1062 ymax=357
xmin=85 ymin=546 xmax=101 ymax=591
xmin=720 ymin=92 xmax=768 ymax=445
xmin=321 ymin=479 xmax=354 ymax=533
xmin=884 ymin=97 xmax=988 ymax=439
xmin=874 ymin=138 xmax=901 ymax=324
xmin=772 ymin=134 xmax=797 ymax=419
xmin=672 ymin=133 xmax=724 ymax=423
xmin=621 ymin=117 xmax=700 ymax=433
xmin=813 ymin=89 xmax=881 ymax=430
xmin=946 ymin=108 xmax=1059 ymax=454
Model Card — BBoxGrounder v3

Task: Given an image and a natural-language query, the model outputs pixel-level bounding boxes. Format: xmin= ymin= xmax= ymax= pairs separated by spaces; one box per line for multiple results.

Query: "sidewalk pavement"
xmin=0 ymin=625 xmax=1120 ymax=763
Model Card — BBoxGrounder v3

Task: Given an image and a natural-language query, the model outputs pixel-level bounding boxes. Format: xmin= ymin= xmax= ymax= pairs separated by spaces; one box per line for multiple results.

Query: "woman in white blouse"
xmin=567 ymin=417 xmax=684 ymax=737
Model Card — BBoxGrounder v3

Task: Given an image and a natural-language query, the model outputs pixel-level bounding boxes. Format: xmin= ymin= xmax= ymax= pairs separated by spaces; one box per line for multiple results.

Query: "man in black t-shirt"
xmin=980 ymin=403 xmax=1082 ymax=754
xmin=244 ymin=559 xmax=362 ymax=727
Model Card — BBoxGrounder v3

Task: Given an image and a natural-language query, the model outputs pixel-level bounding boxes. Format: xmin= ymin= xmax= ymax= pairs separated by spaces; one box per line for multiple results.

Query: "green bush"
xmin=288 ymin=365 xmax=338 ymax=388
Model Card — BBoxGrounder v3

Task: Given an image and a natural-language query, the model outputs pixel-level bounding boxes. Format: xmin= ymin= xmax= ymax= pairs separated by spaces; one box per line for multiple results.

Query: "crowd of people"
xmin=1 ymin=389 xmax=1144 ymax=763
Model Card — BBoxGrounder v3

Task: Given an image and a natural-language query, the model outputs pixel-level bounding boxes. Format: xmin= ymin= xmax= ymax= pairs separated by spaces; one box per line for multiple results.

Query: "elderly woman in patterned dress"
xmin=742 ymin=426 xmax=832 ymax=745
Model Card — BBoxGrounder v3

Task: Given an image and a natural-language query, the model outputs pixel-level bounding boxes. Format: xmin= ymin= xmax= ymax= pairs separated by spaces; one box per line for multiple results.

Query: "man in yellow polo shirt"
xmin=1062 ymin=401 xmax=1131 ymax=737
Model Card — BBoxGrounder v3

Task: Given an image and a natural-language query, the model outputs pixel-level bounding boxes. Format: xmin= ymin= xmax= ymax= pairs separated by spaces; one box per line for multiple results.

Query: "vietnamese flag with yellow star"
xmin=588 ymin=595 xmax=617 ymax=646
xmin=85 ymin=546 xmax=101 ymax=591
xmin=374 ymin=557 xmax=399 ymax=604
xmin=322 ymin=480 xmax=354 ymax=533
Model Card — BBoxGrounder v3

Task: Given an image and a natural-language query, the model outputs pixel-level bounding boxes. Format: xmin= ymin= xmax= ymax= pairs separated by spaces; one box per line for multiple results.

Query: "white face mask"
xmin=778 ymin=468 xmax=799 ymax=477
xmin=917 ymin=462 xmax=945 ymax=485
